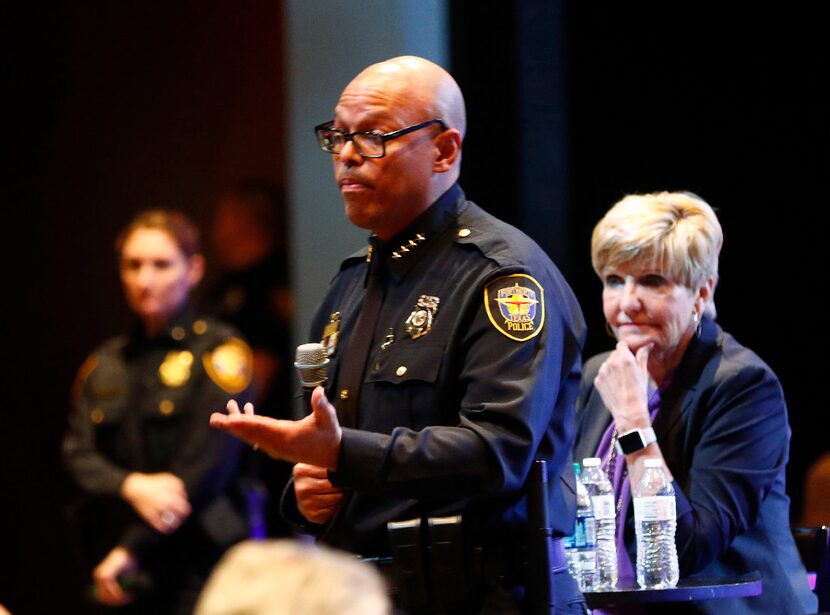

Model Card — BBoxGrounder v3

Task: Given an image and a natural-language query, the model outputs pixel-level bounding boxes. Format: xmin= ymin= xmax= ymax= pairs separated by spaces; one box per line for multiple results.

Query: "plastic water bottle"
xmin=582 ymin=457 xmax=618 ymax=589
xmin=564 ymin=462 xmax=597 ymax=591
xmin=633 ymin=458 xmax=679 ymax=588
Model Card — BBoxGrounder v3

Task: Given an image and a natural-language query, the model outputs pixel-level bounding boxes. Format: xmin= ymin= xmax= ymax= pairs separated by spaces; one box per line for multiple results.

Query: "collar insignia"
xmin=391 ymin=233 xmax=426 ymax=260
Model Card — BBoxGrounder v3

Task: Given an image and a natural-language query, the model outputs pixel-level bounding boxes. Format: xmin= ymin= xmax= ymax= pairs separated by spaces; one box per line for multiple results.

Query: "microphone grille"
xmin=294 ymin=343 xmax=329 ymax=387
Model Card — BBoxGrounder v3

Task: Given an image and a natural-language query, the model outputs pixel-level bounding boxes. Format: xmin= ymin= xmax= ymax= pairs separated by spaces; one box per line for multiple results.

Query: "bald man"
xmin=212 ymin=56 xmax=588 ymax=614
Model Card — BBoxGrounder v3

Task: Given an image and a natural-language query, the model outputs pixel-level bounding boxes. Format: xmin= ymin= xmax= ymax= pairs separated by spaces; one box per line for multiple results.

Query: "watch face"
xmin=618 ymin=430 xmax=646 ymax=455
xmin=617 ymin=428 xmax=656 ymax=455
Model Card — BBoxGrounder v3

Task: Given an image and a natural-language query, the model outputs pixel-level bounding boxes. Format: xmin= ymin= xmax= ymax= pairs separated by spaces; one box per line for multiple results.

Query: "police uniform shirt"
xmin=298 ymin=183 xmax=587 ymax=556
xmin=62 ymin=310 xmax=254 ymax=564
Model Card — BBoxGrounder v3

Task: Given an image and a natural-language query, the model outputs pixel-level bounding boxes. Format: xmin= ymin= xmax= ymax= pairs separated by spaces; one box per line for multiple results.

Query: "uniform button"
xmin=396 ymin=366 xmax=407 ymax=377
xmin=171 ymin=326 xmax=186 ymax=341
xmin=457 ymin=228 xmax=471 ymax=238
xmin=90 ymin=408 xmax=104 ymax=424
xmin=340 ymin=389 xmax=350 ymax=400
xmin=159 ymin=399 xmax=175 ymax=415
xmin=192 ymin=320 xmax=208 ymax=335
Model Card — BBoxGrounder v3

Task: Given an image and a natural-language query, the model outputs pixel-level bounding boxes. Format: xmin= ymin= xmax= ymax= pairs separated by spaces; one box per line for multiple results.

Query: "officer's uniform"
xmin=62 ymin=310 xmax=254 ymax=615
xmin=284 ymin=184 xmax=588 ymax=613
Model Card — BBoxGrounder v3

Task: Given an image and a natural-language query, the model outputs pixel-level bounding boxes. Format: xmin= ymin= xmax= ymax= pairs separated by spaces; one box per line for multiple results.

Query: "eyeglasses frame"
xmin=314 ymin=118 xmax=448 ymax=158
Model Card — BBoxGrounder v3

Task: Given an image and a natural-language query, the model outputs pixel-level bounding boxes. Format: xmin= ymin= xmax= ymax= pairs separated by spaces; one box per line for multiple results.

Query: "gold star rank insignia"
xmin=484 ymin=274 xmax=545 ymax=341
xmin=203 ymin=338 xmax=253 ymax=394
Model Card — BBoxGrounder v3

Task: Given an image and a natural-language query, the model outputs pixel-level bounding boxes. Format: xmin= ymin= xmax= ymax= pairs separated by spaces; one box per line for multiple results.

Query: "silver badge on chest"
xmin=405 ymin=295 xmax=440 ymax=340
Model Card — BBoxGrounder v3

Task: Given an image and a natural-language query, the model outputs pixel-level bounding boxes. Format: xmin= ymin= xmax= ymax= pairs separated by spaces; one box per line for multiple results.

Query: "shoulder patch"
xmin=484 ymin=274 xmax=545 ymax=341
xmin=202 ymin=337 xmax=254 ymax=394
xmin=71 ymin=355 xmax=98 ymax=404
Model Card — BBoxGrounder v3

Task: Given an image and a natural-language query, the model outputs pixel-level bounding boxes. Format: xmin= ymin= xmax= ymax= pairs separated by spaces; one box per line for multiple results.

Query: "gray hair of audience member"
xmin=591 ymin=191 xmax=723 ymax=318
xmin=194 ymin=539 xmax=391 ymax=615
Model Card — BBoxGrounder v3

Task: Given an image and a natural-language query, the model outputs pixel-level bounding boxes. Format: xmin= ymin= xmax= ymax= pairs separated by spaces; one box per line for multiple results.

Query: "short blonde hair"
xmin=591 ymin=191 xmax=723 ymax=317
xmin=194 ymin=539 xmax=391 ymax=615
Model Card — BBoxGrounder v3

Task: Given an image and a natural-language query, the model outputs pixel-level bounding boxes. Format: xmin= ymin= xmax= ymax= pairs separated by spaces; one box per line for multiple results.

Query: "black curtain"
xmin=451 ymin=3 xmax=828 ymax=521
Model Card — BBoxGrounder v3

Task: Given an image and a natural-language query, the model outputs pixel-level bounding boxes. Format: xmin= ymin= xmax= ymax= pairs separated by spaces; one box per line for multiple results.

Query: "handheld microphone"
xmin=294 ymin=343 xmax=329 ymax=413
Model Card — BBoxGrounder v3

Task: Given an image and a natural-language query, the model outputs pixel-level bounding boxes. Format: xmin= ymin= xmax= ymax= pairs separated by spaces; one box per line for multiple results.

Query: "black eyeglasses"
xmin=314 ymin=119 xmax=447 ymax=158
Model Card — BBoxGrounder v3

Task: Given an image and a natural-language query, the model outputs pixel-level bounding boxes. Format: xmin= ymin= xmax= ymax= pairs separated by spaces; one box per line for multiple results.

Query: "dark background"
xmin=452 ymin=2 xmax=827 ymax=529
xmin=4 ymin=3 xmax=827 ymax=612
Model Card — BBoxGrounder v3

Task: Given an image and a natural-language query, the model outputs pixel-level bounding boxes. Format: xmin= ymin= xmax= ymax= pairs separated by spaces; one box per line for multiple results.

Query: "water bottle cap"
xmin=643 ymin=458 xmax=663 ymax=468
xmin=582 ymin=457 xmax=601 ymax=467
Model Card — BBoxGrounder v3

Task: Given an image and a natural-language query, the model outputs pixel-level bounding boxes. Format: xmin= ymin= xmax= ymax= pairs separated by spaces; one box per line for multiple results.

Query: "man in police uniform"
xmin=211 ymin=56 xmax=587 ymax=614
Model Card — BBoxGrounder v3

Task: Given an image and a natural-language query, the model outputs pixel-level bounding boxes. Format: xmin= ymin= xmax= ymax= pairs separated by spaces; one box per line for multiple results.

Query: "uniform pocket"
xmin=365 ymin=342 xmax=445 ymax=385
xmin=361 ymin=342 xmax=447 ymax=432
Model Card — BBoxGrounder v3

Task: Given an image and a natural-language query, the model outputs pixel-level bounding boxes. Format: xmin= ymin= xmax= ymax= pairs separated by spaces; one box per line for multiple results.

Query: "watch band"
xmin=615 ymin=426 xmax=657 ymax=455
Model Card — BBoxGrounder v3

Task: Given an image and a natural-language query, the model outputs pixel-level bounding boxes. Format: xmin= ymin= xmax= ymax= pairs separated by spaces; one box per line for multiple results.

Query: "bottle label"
xmin=591 ymin=494 xmax=615 ymax=520
xmin=573 ymin=515 xmax=597 ymax=547
xmin=633 ymin=495 xmax=676 ymax=521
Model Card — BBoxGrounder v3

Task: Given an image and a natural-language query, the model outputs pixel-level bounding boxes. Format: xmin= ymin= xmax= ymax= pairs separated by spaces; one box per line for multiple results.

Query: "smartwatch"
xmin=616 ymin=427 xmax=657 ymax=455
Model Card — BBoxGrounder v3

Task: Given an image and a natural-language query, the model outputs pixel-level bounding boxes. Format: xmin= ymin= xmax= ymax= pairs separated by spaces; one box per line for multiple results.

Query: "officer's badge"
xmin=405 ymin=295 xmax=440 ymax=340
xmin=203 ymin=338 xmax=253 ymax=394
xmin=321 ymin=312 xmax=341 ymax=357
xmin=159 ymin=351 xmax=194 ymax=387
xmin=485 ymin=274 xmax=545 ymax=341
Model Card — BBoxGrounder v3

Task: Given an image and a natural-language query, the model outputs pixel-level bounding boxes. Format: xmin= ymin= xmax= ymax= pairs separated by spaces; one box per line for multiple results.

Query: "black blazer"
xmin=574 ymin=317 xmax=816 ymax=614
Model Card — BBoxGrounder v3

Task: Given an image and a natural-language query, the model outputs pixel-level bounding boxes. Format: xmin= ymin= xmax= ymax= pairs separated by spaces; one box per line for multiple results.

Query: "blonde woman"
xmin=574 ymin=192 xmax=815 ymax=614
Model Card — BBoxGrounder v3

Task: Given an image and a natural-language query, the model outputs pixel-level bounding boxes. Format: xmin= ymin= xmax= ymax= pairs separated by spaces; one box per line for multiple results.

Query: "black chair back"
xmin=792 ymin=525 xmax=830 ymax=613
xmin=527 ymin=459 xmax=556 ymax=615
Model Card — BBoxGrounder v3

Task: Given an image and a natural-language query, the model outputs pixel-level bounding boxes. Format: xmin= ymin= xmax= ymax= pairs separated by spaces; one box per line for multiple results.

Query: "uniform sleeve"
xmin=62 ymin=357 xmax=131 ymax=496
xmin=331 ymin=268 xmax=583 ymax=501
xmin=671 ymin=360 xmax=789 ymax=575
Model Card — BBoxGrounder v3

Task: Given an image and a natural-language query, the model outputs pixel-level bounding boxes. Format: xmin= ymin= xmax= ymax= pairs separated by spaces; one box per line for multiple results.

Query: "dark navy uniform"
xmin=62 ymin=310 xmax=254 ymax=614
xmin=285 ymin=184 xmax=587 ymax=612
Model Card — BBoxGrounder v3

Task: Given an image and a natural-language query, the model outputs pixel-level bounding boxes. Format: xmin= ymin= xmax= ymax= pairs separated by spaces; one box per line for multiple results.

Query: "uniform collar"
xmin=126 ymin=307 xmax=203 ymax=351
xmin=369 ymin=183 xmax=465 ymax=283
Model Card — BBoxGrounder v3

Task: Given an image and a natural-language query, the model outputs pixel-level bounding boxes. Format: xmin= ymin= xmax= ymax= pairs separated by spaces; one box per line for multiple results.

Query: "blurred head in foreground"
xmin=194 ymin=539 xmax=391 ymax=615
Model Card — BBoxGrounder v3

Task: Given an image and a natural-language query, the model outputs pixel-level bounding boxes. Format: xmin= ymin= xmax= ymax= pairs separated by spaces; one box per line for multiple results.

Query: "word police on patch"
xmin=484 ymin=274 xmax=545 ymax=341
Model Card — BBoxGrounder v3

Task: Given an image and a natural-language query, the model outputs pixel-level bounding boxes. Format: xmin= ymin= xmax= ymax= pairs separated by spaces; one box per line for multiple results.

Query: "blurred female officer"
xmin=63 ymin=210 xmax=254 ymax=614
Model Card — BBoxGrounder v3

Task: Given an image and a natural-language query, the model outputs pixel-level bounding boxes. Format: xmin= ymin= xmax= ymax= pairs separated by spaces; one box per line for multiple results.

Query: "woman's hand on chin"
xmin=594 ymin=341 xmax=654 ymax=431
